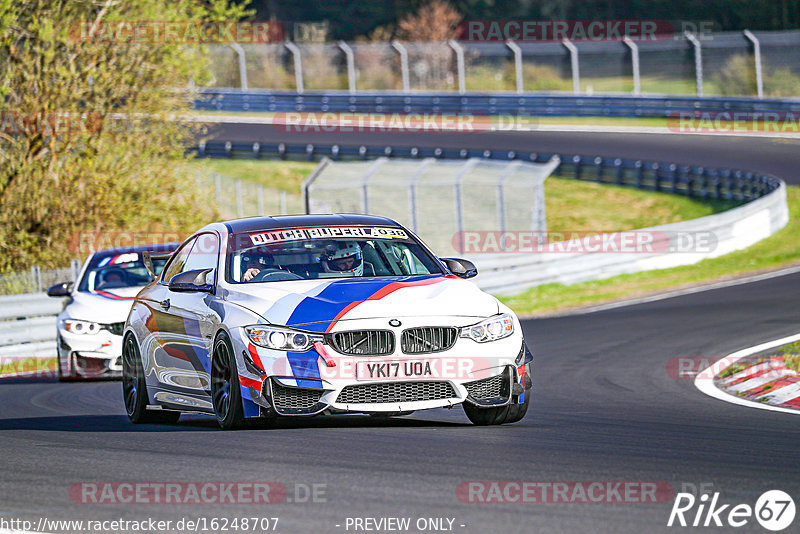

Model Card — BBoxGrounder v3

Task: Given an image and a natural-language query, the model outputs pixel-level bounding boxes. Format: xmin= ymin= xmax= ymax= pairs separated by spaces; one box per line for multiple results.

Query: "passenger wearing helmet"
xmin=322 ymin=242 xmax=363 ymax=277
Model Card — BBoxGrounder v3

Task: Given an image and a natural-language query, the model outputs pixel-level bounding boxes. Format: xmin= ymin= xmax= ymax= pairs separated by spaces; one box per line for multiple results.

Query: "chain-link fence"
xmin=193 ymin=172 xmax=304 ymax=220
xmin=0 ymin=264 xmax=79 ymax=295
xmin=206 ymin=30 xmax=800 ymax=98
xmin=303 ymin=157 xmax=558 ymax=256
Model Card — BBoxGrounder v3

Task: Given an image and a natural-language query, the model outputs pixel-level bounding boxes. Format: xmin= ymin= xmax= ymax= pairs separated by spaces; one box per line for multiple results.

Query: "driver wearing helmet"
xmin=241 ymin=248 xmax=272 ymax=281
xmin=322 ymin=242 xmax=363 ymax=277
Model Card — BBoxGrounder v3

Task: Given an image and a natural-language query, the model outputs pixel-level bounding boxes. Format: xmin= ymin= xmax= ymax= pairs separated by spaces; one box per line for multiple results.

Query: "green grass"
xmin=778 ymin=341 xmax=800 ymax=373
xmin=500 ymin=186 xmax=800 ymax=316
xmin=186 ymin=159 xmax=314 ymax=193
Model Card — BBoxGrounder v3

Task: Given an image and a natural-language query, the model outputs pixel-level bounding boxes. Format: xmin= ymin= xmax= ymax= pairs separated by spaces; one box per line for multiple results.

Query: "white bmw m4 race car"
xmin=47 ymin=243 xmax=177 ymax=380
xmin=122 ymin=215 xmax=533 ymax=429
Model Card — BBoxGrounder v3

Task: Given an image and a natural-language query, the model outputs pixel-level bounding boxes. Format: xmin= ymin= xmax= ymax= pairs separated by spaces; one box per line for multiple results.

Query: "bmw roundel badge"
xmin=389 ymin=319 xmax=402 ymax=327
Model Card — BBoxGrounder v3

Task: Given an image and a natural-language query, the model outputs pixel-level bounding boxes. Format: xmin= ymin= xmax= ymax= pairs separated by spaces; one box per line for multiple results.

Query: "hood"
xmin=226 ymin=275 xmax=499 ymax=331
xmin=65 ymin=288 xmax=142 ymax=323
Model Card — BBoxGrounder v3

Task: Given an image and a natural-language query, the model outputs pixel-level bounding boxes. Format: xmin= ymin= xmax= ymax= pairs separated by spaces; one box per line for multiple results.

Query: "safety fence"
xmin=204 ymin=30 xmax=800 ymax=98
xmin=192 ymin=140 xmax=787 ymax=294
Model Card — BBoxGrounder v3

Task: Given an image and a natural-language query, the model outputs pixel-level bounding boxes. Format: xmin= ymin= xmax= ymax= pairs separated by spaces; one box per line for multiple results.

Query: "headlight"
xmin=245 ymin=325 xmax=321 ymax=352
xmin=461 ymin=313 xmax=515 ymax=343
xmin=61 ymin=319 xmax=100 ymax=335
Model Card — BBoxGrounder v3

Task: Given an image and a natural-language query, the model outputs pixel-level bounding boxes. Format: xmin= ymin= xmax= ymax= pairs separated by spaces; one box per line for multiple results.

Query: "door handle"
xmin=159 ymin=299 xmax=170 ymax=310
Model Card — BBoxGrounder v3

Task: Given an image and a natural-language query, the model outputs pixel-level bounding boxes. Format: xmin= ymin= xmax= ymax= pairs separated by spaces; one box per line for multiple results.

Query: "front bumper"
xmin=57 ymin=329 xmax=123 ymax=379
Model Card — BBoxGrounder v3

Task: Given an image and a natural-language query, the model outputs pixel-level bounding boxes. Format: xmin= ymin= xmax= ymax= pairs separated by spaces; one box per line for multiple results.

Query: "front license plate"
xmin=356 ymin=360 xmax=433 ymax=381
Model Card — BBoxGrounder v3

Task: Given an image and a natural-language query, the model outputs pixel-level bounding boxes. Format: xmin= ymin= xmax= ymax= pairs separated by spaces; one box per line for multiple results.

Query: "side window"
xmin=161 ymin=237 xmax=197 ymax=284
xmin=180 ymin=233 xmax=219 ymax=284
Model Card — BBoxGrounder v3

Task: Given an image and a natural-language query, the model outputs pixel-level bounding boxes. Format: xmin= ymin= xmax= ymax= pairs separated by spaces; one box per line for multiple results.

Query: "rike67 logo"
xmin=668 ymin=490 xmax=796 ymax=531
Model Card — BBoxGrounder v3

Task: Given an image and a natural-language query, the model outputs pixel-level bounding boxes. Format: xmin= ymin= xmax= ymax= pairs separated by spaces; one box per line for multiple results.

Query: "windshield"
xmin=78 ymin=251 xmax=170 ymax=293
xmin=227 ymin=226 xmax=444 ymax=283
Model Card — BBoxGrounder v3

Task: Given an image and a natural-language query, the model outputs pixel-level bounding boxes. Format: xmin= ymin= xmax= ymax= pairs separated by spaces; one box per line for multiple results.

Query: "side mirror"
xmin=168 ymin=268 xmax=214 ymax=293
xmin=440 ymin=257 xmax=478 ymax=279
xmin=142 ymin=251 xmax=156 ymax=280
xmin=47 ymin=281 xmax=73 ymax=297
xmin=143 ymin=250 xmax=175 ymax=281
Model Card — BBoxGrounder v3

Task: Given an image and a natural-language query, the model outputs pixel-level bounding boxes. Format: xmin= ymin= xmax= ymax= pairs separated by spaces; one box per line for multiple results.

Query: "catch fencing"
xmin=204 ymin=30 xmax=800 ymax=98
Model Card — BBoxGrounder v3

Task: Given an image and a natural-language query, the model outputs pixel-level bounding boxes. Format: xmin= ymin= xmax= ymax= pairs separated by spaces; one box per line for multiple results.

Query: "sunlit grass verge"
xmin=500 ymin=186 xmax=800 ymax=316
xmin=778 ymin=342 xmax=800 ymax=373
xmin=0 ymin=357 xmax=57 ymax=378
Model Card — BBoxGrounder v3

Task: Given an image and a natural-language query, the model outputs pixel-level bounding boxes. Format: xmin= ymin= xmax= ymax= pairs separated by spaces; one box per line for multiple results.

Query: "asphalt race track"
xmin=2 ymin=127 xmax=800 ymax=533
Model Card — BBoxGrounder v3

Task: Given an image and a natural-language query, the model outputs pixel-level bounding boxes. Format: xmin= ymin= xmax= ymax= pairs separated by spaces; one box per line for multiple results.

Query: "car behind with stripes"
xmin=122 ymin=215 xmax=533 ymax=428
xmin=47 ymin=243 xmax=177 ymax=380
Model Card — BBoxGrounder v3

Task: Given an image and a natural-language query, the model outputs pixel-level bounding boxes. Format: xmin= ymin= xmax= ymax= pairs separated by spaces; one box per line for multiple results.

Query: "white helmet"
xmin=322 ymin=242 xmax=363 ymax=276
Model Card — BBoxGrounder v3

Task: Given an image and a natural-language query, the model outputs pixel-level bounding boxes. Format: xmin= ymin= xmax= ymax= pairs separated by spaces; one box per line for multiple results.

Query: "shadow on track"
xmin=0 ymin=413 xmax=467 ymax=433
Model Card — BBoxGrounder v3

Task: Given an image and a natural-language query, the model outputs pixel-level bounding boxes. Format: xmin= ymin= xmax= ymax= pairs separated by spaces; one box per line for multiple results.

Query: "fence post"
xmin=495 ymin=161 xmax=522 ymax=243
xmin=453 ymin=159 xmax=479 ymax=253
xmin=71 ymin=259 xmax=81 ymax=282
xmin=622 ymin=36 xmax=640 ymax=96
xmin=214 ymin=173 xmax=222 ymax=208
xmin=505 ymin=40 xmax=524 ymax=94
xmin=684 ymin=32 xmax=704 ymax=97
xmin=361 ymin=158 xmax=389 ymax=214
xmin=392 ymin=41 xmax=410 ymax=93
xmin=561 ymin=39 xmax=580 ymax=94
xmin=338 ymin=41 xmax=357 ymax=93
xmin=408 ymin=158 xmax=435 ymax=233
xmin=448 ymin=40 xmax=466 ymax=94
xmin=235 ymin=180 xmax=244 ymax=217
xmin=31 ymin=265 xmax=42 ymax=293
xmin=280 ymin=191 xmax=287 ymax=215
xmin=228 ymin=43 xmax=248 ymax=90
xmin=257 ymin=185 xmax=265 ymax=215
xmin=285 ymin=41 xmax=304 ymax=93
xmin=301 ymin=157 xmax=331 ymax=214
xmin=743 ymin=30 xmax=764 ymax=99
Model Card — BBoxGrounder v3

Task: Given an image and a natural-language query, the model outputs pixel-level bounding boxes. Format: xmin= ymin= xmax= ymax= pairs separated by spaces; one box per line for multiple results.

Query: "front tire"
xmin=57 ymin=342 xmax=76 ymax=382
xmin=463 ymin=364 xmax=531 ymax=425
xmin=211 ymin=332 xmax=245 ymax=430
xmin=122 ymin=334 xmax=180 ymax=425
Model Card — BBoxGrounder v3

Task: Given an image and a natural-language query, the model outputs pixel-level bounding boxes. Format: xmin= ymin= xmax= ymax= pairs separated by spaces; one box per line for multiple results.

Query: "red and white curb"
xmin=695 ymin=332 xmax=800 ymax=415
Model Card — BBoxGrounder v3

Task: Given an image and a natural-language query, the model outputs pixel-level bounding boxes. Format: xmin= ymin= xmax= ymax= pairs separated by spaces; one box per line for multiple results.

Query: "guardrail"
xmin=0 ymin=293 xmax=60 ymax=362
xmin=193 ymin=141 xmax=781 ymax=203
xmin=195 ymin=90 xmax=800 ymax=119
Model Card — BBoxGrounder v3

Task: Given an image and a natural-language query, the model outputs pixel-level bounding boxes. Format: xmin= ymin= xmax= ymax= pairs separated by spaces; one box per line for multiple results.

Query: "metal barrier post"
xmin=338 ymin=41 xmax=357 ymax=93
xmin=496 ymin=161 xmax=522 ymax=239
xmin=453 ymin=159 xmax=479 ymax=253
xmin=235 ymin=180 xmax=244 ymax=217
xmin=392 ymin=41 xmax=410 ymax=93
xmin=408 ymin=158 xmax=435 ymax=233
xmin=301 ymin=157 xmax=331 ymax=214
xmin=229 ymin=43 xmax=248 ymax=90
xmin=684 ymin=32 xmax=704 ymax=96
xmin=257 ymin=185 xmax=265 ymax=215
xmin=285 ymin=42 xmax=304 ymax=93
xmin=448 ymin=40 xmax=466 ymax=94
xmin=622 ymin=36 xmax=640 ymax=96
xmin=71 ymin=259 xmax=81 ymax=282
xmin=743 ymin=30 xmax=764 ymax=98
xmin=561 ymin=39 xmax=580 ymax=94
xmin=31 ymin=266 xmax=41 ymax=293
xmin=505 ymin=40 xmax=524 ymax=94
xmin=361 ymin=158 xmax=389 ymax=214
